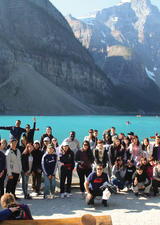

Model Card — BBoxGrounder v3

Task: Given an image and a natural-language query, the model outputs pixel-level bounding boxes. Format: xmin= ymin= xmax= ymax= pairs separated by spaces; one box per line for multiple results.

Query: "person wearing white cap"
xmin=42 ymin=137 xmax=50 ymax=154
xmin=59 ymin=141 xmax=75 ymax=198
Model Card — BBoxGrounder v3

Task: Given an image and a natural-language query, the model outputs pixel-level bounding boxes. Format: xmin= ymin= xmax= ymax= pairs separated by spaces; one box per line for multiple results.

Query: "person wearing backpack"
xmin=0 ymin=193 xmax=33 ymax=220
xmin=0 ymin=207 xmax=19 ymax=221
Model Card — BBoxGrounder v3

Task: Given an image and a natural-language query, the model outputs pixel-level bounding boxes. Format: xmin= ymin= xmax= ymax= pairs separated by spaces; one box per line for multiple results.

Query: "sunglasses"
xmin=97 ymin=168 xmax=103 ymax=170
xmin=83 ymin=144 xmax=89 ymax=146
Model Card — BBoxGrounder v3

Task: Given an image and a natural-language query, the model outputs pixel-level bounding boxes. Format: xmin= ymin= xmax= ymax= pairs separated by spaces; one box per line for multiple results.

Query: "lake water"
xmin=0 ymin=115 xmax=159 ymax=144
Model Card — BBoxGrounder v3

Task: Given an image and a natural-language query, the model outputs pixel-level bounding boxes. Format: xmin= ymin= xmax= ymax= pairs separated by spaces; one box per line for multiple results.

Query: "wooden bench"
xmin=0 ymin=215 xmax=112 ymax=225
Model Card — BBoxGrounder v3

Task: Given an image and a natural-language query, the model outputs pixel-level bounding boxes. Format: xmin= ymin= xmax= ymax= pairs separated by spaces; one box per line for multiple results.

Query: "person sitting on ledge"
xmin=1 ymin=193 xmax=33 ymax=220
xmin=0 ymin=207 xmax=19 ymax=221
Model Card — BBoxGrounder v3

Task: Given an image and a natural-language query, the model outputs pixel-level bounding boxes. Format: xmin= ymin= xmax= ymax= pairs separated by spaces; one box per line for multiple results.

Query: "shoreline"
xmin=1 ymin=185 xmax=159 ymax=225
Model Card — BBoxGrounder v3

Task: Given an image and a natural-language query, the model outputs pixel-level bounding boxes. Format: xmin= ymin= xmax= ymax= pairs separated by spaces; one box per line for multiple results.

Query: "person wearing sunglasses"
xmin=75 ymin=141 xmax=94 ymax=199
xmin=84 ymin=163 xmax=110 ymax=207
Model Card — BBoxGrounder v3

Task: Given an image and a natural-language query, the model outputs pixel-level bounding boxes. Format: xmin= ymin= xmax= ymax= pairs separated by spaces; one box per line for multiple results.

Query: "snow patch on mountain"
xmin=145 ymin=67 xmax=156 ymax=81
xmin=101 ymin=40 xmax=106 ymax=44
xmin=118 ymin=0 xmax=131 ymax=6
xmin=101 ymin=31 xmax=106 ymax=38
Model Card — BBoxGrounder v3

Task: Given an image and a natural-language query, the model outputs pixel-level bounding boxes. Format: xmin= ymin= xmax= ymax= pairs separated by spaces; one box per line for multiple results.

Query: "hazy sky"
xmin=50 ymin=0 xmax=160 ymax=18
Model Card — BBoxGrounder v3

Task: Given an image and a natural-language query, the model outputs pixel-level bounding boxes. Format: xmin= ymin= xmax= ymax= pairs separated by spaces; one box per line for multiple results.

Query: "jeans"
xmin=44 ymin=173 xmax=55 ymax=196
xmin=111 ymin=178 xmax=125 ymax=190
xmin=21 ymin=172 xmax=30 ymax=197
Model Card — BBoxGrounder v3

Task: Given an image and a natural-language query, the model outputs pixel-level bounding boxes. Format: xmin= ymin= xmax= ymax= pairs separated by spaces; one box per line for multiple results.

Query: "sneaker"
xmin=61 ymin=193 xmax=65 ymax=199
xmin=50 ymin=194 xmax=55 ymax=199
xmin=66 ymin=193 xmax=70 ymax=198
xmin=102 ymin=200 xmax=108 ymax=207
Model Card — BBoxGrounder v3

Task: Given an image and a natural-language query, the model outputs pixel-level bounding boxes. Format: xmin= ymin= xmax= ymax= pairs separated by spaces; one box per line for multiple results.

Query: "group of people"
xmin=0 ymin=119 xmax=160 ymax=210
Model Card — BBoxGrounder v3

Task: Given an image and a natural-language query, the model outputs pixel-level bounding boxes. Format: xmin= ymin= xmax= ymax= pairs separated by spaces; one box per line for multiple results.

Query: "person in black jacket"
xmin=59 ymin=141 xmax=75 ymax=198
xmin=133 ymin=165 xmax=152 ymax=197
xmin=0 ymin=151 xmax=6 ymax=198
xmin=19 ymin=136 xmax=27 ymax=154
xmin=22 ymin=117 xmax=39 ymax=144
xmin=75 ymin=141 xmax=94 ymax=198
xmin=93 ymin=139 xmax=109 ymax=170
xmin=152 ymin=136 xmax=160 ymax=161
xmin=41 ymin=144 xmax=57 ymax=199
xmin=109 ymin=138 xmax=121 ymax=167
xmin=40 ymin=126 xmax=54 ymax=148
xmin=31 ymin=140 xmax=43 ymax=195
xmin=21 ymin=143 xmax=34 ymax=199
xmin=125 ymin=159 xmax=136 ymax=191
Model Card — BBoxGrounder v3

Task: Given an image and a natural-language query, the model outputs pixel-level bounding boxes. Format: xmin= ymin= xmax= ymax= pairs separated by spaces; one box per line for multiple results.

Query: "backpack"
xmin=8 ymin=205 xmax=25 ymax=220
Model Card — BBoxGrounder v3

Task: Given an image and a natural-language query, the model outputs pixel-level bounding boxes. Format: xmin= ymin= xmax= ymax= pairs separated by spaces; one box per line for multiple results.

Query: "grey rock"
xmin=66 ymin=0 xmax=160 ymax=113
xmin=0 ymin=0 xmax=118 ymax=115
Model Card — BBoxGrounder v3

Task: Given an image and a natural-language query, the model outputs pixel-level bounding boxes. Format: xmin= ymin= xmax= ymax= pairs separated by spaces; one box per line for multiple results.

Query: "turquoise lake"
xmin=0 ymin=115 xmax=159 ymax=144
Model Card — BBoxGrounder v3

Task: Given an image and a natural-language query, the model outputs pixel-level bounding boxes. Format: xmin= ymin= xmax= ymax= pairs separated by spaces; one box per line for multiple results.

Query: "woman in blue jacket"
xmin=0 ymin=207 xmax=19 ymax=220
xmin=42 ymin=144 xmax=57 ymax=199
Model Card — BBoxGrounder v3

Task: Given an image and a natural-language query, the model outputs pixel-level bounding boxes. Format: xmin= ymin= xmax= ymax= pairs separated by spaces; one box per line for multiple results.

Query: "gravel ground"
xmin=1 ymin=185 xmax=159 ymax=225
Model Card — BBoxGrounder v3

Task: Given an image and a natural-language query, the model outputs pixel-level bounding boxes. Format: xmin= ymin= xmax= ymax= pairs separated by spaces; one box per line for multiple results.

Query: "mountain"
xmin=0 ymin=0 xmax=121 ymax=115
xmin=66 ymin=0 xmax=160 ymax=113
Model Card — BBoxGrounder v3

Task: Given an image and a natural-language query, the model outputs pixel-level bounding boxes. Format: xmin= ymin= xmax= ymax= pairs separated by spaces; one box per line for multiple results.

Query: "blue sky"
xmin=50 ymin=0 xmax=160 ymax=18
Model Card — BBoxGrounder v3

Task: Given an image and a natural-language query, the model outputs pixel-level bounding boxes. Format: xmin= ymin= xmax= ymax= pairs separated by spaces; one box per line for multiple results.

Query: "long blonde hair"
xmin=1 ymin=193 xmax=17 ymax=209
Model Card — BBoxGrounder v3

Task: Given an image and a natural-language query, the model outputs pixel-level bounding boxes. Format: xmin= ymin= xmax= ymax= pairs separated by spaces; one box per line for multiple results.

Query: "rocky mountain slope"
xmin=0 ymin=0 xmax=122 ymax=115
xmin=66 ymin=0 xmax=160 ymax=113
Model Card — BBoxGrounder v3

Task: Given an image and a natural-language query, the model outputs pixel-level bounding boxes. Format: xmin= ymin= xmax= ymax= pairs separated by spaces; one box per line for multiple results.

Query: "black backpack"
xmin=8 ymin=206 xmax=25 ymax=220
